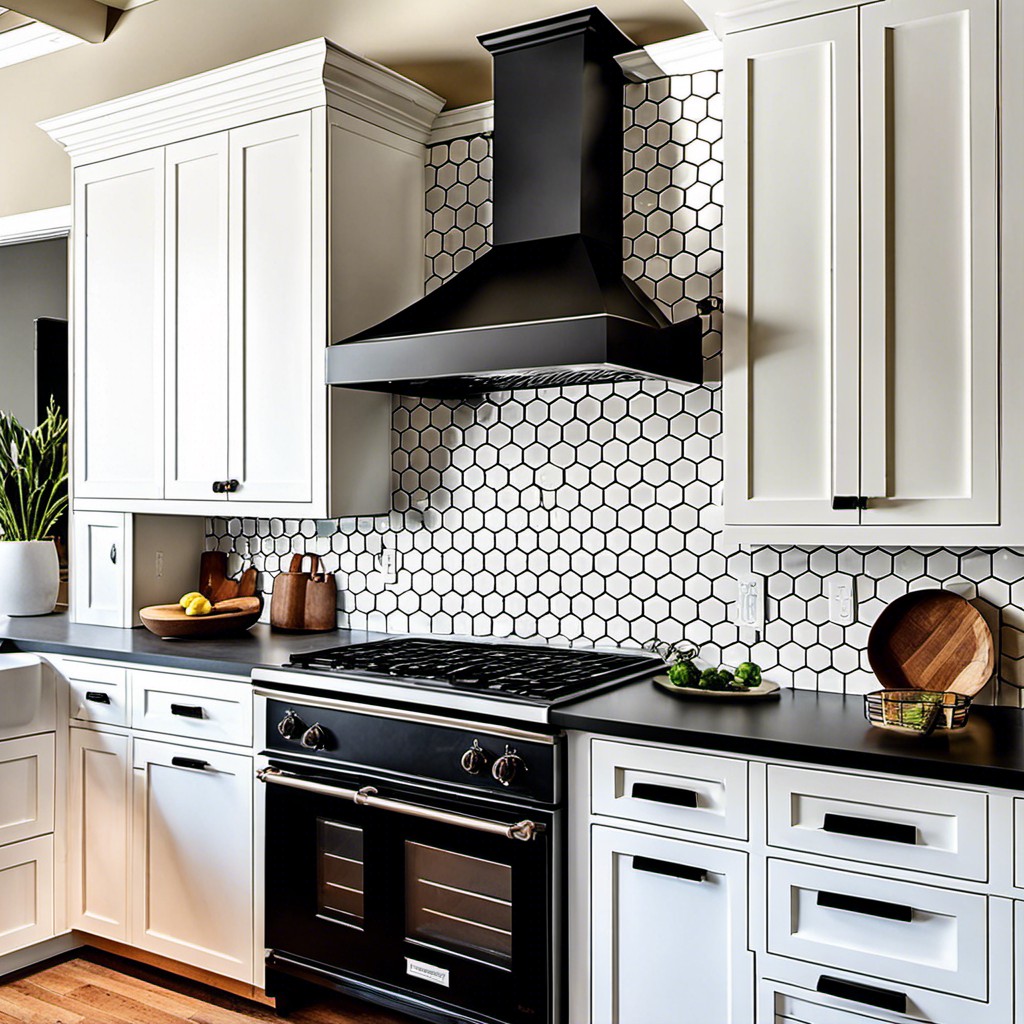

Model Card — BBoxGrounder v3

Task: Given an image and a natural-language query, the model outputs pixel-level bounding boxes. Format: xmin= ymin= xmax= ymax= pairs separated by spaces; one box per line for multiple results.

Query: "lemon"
xmin=184 ymin=595 xmax=213 ymax=616
xmin=179 ymin=591 xmax=204 ymax=609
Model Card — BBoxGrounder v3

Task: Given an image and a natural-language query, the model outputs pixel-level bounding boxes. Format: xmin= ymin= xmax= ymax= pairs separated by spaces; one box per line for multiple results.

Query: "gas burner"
xmin=287 ymin=637 xmax=662 ymax=707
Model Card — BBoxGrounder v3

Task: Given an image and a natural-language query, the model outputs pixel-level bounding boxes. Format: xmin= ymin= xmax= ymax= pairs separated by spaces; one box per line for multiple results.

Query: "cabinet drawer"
xmin=0 ymin=734 xmax=54 ymax=846
xmin=130 ymin=670 xmax=251 ymax=746
xmin=0 ymin=835 xmax=54 ymax=957
xmin=767 ymin=765 xmax=987 ymax=881
xmin=65 ymin=660 xmax=129 ymax=727
xmin=766 ymin=859 xmax=988 ymax=1000
xmin=591 ymin=739 xmax=747 ymax=838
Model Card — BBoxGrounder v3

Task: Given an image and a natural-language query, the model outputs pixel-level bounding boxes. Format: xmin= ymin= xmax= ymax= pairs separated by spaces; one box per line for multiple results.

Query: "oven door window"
xmin=318 ymin=819 xmax=364 ymax=928
xmin=406 ymin=842 xmax=512 ymax=967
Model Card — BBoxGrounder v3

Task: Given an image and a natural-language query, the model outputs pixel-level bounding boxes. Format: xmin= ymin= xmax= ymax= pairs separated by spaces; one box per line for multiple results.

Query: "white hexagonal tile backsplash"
xmin=208 ymin=71 xmax=1024 ymax=702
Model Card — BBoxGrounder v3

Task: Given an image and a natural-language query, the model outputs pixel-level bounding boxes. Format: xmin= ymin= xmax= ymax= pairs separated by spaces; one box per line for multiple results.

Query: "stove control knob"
xmin=300 ymin=723 xmax=329 ymax=751
xmin=277 ymin=710 xmax=306 ymax=742
xmin=460 ymin=739 xmax=490 ymax=776
xmin=492 ymin=746 xmax=525 ymax=787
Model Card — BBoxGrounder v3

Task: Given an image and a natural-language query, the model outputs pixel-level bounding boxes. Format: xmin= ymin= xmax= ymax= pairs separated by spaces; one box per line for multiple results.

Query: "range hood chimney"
xmin=326 ymin=8 xmax=704 ymax=397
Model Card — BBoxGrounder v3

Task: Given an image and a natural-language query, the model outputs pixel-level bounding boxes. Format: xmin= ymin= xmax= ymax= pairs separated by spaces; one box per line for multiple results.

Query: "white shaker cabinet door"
xmin=859 ymin=0 xmax=998 ymax=526
xmin=68 ymin=727 xmax=131 ymax=941
xmin=74 ymin=150 xmax=165 ymax=501
xmin=164 ymin=133 xmax=230 ymax=501
xmin=227 ymin=112 xmax=314 ymax=505
xmin=723 ymin=9 xmax=861 ymax=527
xmin=591 ymin=825 xmax=752 ymax=1023
xmin=131 ymin=738 xmax=253 ymax=982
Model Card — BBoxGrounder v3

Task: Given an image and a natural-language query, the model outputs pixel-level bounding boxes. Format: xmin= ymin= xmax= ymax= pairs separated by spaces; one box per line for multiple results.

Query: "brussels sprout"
xmin=668 ymin=659 xmax=701 ymax=688
xmin=734 ymin=661 xmax=762 ymax=688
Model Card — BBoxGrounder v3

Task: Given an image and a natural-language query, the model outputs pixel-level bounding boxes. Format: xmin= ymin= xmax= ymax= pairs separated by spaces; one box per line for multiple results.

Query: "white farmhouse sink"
xmin=0 ymin=654 xmax=48 ymax=736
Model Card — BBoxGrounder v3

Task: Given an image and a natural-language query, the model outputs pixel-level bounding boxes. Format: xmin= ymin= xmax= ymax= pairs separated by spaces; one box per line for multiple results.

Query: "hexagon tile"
xmin=208 ymin=71 xmax=1024 ymax=705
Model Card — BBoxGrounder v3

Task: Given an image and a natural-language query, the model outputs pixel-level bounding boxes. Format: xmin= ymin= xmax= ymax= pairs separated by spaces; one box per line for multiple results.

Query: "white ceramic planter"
xmin=0 ymin=540 xmax=59 ymax=616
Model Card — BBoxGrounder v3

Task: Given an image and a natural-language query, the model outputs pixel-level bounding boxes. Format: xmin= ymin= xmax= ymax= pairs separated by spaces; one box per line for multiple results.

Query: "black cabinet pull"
xmin=171 ymin=756 xmax=209 ymax=771
xmin=631 ymin=782 xmax=698 ymax=808
xmin=170 ymin=703 xmax=205 ymax=719
xmin=632 ymin=856 xmax=707 ymax=883
xmin=816 ymin=890 xmax=913 ymax=922
xmin=832 ymin=495 xmax=868 ymax=510
xmin=224 ymin=479 xmax=239 ymax=493
xmin=817 ymin=975 xmax=907 ymax=1013
xmin=85 ymin=691 xmax=111 ymax=704
xmin=822 ymin=812 xmax=917 ymax=845
xmin=212 ymin=480 xmax=226 ymax=493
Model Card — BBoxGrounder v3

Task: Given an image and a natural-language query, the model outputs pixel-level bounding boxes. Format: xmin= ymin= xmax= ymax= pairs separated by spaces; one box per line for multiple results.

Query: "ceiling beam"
xmin=4 ymin=0 xmax=112 ymax=42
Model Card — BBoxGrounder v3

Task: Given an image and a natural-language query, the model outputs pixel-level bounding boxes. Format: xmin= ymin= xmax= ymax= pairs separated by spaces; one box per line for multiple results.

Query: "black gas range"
xmin=258 ymin=635 xmax=664 ymax=724
xmin=253 ymin=635 xmax=661 ymax=1024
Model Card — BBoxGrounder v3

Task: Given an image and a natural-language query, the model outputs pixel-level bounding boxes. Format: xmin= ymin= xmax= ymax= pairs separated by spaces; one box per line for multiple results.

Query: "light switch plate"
xmin=828 ymin=573 xmax=857 ymax=625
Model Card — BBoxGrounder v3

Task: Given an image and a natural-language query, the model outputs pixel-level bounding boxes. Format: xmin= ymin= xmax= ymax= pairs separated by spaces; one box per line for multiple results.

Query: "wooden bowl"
xmin=867 ymin=589 xmax=994 ymax=696
xmin=139 ymin=596 xmax=263 ymax=640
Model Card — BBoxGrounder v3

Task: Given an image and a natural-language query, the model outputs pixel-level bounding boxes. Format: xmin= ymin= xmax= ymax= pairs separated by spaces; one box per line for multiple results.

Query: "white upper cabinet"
xmin=723 ymin=9 xmax=860 ymax=529
xmin=227 ymin=113 xmax=314 ymax=505
xmin=74 ymin=151 xmax=165 ymax=501
xmin=859 ymin=0 xmax=998 ymax=528
xmin=723 ymin=0 xmax=1008 ymax=543
xmin=43 ymin=40 xmax=444 ymax=518
xmin=164 ymin=133 xmax=230 ymax=502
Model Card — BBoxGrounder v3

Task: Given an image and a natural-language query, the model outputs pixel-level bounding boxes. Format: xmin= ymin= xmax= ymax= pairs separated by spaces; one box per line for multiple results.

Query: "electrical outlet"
xmin=154 ymin=550 xmax=164 ymax=579
xmin=734 ymin=574 xmax=765 ymax=632
xmin=376 ymin=546 xmax=398 ymax=585
xmin=828 ymin=574 xmax=857 ymax=625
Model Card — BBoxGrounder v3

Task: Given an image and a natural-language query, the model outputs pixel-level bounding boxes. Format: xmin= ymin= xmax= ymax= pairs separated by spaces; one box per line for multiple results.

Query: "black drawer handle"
xmin=170 ymin=703 xmax=205 ymax=719
xmin=85 ymin=691 xmax=111 ymax=704
xmin=631 ymin=782 xmax=698 ymax=808
xmin=822 ymin=812 xmax=917 ymax=845
xmin=817 ymin=975 xmax=907 ymax=1013
xmin=816 ymin=890 xmax=913 ymax=922
xmin=171 ymin=756 xmax=209 ymax=771
xmin=632 ymin=856 xmax=707 ymax=883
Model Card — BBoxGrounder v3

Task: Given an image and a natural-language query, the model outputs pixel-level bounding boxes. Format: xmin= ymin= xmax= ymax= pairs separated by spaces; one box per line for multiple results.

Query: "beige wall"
xmin=0 ymin=0 xmax=701 ymax=218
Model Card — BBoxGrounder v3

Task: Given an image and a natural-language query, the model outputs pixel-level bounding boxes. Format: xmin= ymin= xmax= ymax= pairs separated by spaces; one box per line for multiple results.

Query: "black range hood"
xmin=326 ymin=8 xmax=704 ymax=397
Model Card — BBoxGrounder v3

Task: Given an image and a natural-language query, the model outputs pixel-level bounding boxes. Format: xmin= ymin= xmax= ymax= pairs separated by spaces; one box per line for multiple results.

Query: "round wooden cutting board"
xmin=139 ymin=597 xmax=262 ymax=640
xmin=867 ymin=589 xmax=994 ymax=696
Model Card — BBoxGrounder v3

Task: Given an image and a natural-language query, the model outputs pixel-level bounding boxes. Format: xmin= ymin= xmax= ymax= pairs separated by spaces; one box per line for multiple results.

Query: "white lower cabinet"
xmin=131 ymin=738 xmax=253 ymax=981
xmin=0 ymin=836 xmax=54 ymax=958
xmin=68 ymin=727 xmax=131 ymax=941
xmin=590 ymin=825 xmax=752 ymax=1023
xmin=64 ymin=660 xmax=255 ymax=984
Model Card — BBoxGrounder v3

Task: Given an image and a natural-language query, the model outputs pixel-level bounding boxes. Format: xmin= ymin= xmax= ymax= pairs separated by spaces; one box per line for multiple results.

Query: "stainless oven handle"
xmin=256 ymin=767 xmax=546 ymax=842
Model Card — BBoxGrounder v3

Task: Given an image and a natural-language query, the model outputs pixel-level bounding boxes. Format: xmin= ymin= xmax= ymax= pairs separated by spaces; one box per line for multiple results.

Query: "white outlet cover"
xmin=734 ymin=573 xmax=765 ymax=632
xmin=827 ymin=574 xmax=857 ymax=625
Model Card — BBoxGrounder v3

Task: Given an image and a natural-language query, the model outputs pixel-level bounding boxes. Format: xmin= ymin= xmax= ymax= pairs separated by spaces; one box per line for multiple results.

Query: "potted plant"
xmin=0 ymin=401 xmax=68 ymax=616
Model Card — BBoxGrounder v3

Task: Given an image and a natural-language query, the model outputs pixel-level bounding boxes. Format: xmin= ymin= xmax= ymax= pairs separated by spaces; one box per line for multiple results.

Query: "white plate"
xmin=654 ymin=674 xmax=781 ymax=700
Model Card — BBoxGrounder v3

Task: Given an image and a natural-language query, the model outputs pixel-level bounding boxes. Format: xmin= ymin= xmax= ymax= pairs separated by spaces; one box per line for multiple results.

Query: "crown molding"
xmin=0 ymin=205 xmax=71 ymax=245
xmin=39 ymin=37 xmax=444 ymax=165
xmin=428 ymin=101 xmax=494 ymax=145
xmin=617 ymin=31 xmax=723 ymax=81
xmin=717 ymin=0 xmax=864 ymax=34
xmin=0 ymin=18 xmax=79 ymax=70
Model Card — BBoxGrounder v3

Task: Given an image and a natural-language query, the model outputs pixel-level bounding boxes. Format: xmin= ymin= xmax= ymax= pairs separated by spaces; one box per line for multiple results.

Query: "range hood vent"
xmin=326 ymin=8 xmax=704 ymax=397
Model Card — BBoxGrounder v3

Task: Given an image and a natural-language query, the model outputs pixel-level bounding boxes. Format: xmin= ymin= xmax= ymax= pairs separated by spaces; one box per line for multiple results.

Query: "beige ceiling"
xmin=343 ymin=2 xmax=705 ymax=107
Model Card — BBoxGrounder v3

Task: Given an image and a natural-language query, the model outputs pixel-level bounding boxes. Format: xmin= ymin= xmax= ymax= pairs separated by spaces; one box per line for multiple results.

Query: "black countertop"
xmin=7 ymin=615 xmax=1024 ymax=789
xmin=551 ymin=682 xmax=1024 ymax=791
xmin=0 ymin=613 xmax=383 ymax=677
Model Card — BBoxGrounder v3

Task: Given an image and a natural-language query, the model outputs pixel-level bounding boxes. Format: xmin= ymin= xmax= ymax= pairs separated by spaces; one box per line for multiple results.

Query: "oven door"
xmin=261 ymin=760 xmax=555 ymax=1024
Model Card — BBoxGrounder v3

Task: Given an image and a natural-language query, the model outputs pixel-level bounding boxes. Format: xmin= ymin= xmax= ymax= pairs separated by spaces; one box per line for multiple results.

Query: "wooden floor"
xmin=0 ymin=953 xmax=416 ymax=1024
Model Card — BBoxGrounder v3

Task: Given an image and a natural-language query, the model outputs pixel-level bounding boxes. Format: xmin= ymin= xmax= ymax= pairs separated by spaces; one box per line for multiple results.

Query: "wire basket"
xmin=864 ymin=690 xmax=972 ymax=735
